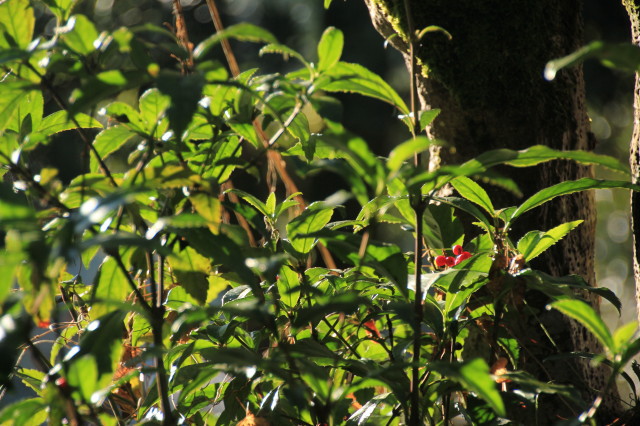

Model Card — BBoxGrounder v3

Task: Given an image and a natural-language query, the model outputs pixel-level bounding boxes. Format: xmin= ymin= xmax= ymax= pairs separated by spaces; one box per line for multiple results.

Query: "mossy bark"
xmin=364 ymin=0 xmax=621 ymax=422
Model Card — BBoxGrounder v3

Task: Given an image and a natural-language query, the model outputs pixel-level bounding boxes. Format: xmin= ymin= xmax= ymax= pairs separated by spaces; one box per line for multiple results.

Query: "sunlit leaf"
xmin=545 ymin=41 xmax=640 ymax=81
xmin=509 ymin=179 xmax=640 ymax=225
xmin=194 ymin=23 xmax=278 ymax=59
xmin=451 ymin=176 xmax=494 ymax=216
xmin=550 ymin=299 xmax=614 ymax=353
xmin=61 ymin=14 xmax=98 ymax=55
xmin=0 ymin=0 xmax=35 ymax=49
xmin=517 ymin=220 xmax=583 ymax=262
xmin=319 ymin=62 xmax=410 ymax=123
xmin=38 ymin=111 xmax=102 ymax=136
xmin=317 ymin=27 xmax=343 ymax=72
xmin=287 ymin=202 xmax=334 ymax=254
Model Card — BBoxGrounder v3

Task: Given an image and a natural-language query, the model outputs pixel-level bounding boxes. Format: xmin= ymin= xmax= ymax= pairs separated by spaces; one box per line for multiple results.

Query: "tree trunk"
xmin=623 ymin=0 xmax=640 ymax=330
xmin=364 ymin=0 xmax=621 ymax=422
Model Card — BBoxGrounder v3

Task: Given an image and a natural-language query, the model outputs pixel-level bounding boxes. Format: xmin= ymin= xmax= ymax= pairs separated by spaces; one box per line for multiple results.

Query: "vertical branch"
xmin=401 ymin=0 xmax=426 ymax=424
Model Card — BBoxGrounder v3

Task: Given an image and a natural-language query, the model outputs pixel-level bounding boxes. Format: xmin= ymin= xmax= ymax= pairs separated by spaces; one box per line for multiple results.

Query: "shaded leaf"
xmin=432 ymin=358 xmax=506 ymax=416
xmin=157 ymin=72 xmax=205 ymax=140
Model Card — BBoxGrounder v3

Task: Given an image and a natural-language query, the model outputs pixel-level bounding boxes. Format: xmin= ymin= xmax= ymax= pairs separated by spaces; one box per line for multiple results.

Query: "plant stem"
xmin=410 ymin=201 xmax=425 ymax=425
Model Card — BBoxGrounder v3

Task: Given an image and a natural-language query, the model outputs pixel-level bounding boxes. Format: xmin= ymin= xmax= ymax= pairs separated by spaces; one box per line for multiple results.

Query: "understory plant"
xmin=1 ymin=1 xmax=640 ymax=425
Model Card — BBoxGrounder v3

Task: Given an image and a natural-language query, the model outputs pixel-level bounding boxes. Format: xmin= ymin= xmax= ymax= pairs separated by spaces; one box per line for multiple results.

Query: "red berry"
xmin=55 ymin=377 xmax=69 ymax=390
xmin=455 ymin=251 xmax=472 ymax=265
xmin=452 ymin=244 xmax=463 ymax=256
xmin=38 ymin=320 xmax=51 ymax=328
xmin=434 ymin=255 xmax=447 ymax=268
xmin=445 ymin=256 xmax=456 ymax=267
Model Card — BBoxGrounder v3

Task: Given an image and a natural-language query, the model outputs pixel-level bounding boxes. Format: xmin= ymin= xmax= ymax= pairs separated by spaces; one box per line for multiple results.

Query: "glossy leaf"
xmin=517 ymin=220 xmax=583 ymax=262
xmin=451 ymin=176 xmax=494 ymax=216
xmin=509 ymin=179 xmax=640 ymax=225
xmin=319 ymin=62 xmax=410 ymax=120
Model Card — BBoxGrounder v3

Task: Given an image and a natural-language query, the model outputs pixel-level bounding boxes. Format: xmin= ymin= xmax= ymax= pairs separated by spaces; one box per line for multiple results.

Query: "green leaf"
xmin=67 ymin=354 xmax=99 ymax=402
xmin=419 ymin=109 xmax=440 ymax=131
xmin=324 ymin=0 xmax=333 ymax=9
xmin=0 ymin=0 xmax=35 ymax=49
xmin=65 ymin=309 xmax=126 ymax=380
xmin=517 ymin=220 xmax=583 ymax=262
xmin=545 ymin=41 xmax=640 ymax=81
xmin=317 ymin=27 xmax=344 ymax=72
xmin=520 ymin=270 xmax=621 ymax=314
xmin=434 ymin=195 xmax=494 ymax=235
xmin=157 ymin=72 xmax=205 ymax=140
xmin=189 ymin=193 xmax=222 ymax=234
xmin=225 ymin=189 xmax=269 ymax=218
xmin=41 ymin=0 xmax=76 ymax=20
xmin=613 ymin=321 xmax=638 ymax=353
xmin=7 ymin=90 xmax=43 ymax=135
xmin=260 ymin=43 xmax=310 ymax=69
xmin=509 ymin=179 xmax=640 ymax=225
xmin=91 ymin=125 xmax=135 ymax=172
xmin=194 ymin=23 xmax=278 ymax=59
xmin=423 ymin=203 xmax=464 ymax=250
xmin=409 ymin=145 xmax=630 ymax=191
xmin=38 ymin=111 xmax=102 ymax=136
xmin=319 ymin=62 xmax=410 ymax=122
xmin=104 ymin=101 xmax=146 ymax=132
xmin=0 ymin=81 xmax=34 ymax=133
xmin=346 ymin=393 xmax=391 ymax=425
xmin=432 ymin=359 xmax=506 ymax=417
xmin=138 ymin=88 xmax=170 ymax=136
xmin=70 ymin=70 xmax=148 ymax=114
xmin=90 ymin=256 xmax=129 ymax=319
xmin=387 ymin=136 xmax=431 ymax=173
xmin=0 ymin=398 xmax=47 ymax=425
xmin=451 ymin=176 xmax=495 ymax=216
xmin=550 ymin=299 xmax=614 ymax=352
xmin=277 ymin=265 xmax=300 ymax=308
xmin=171 ymin=246 xmax=211 ymax=305
xmin=287 ymin=202 xmax=334 ymax=254
xmin=61 ymin=14 xmax=98 ymax=55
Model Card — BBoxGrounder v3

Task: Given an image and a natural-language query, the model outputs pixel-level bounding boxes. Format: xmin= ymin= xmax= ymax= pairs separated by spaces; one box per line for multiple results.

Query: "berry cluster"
xmin=434 ymin=244 xmax=472 ymax=268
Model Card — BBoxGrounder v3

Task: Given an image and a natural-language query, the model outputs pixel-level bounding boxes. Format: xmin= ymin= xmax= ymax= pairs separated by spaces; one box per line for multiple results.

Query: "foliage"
xmin=0 ymin=1 xmax=639 ymax=425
